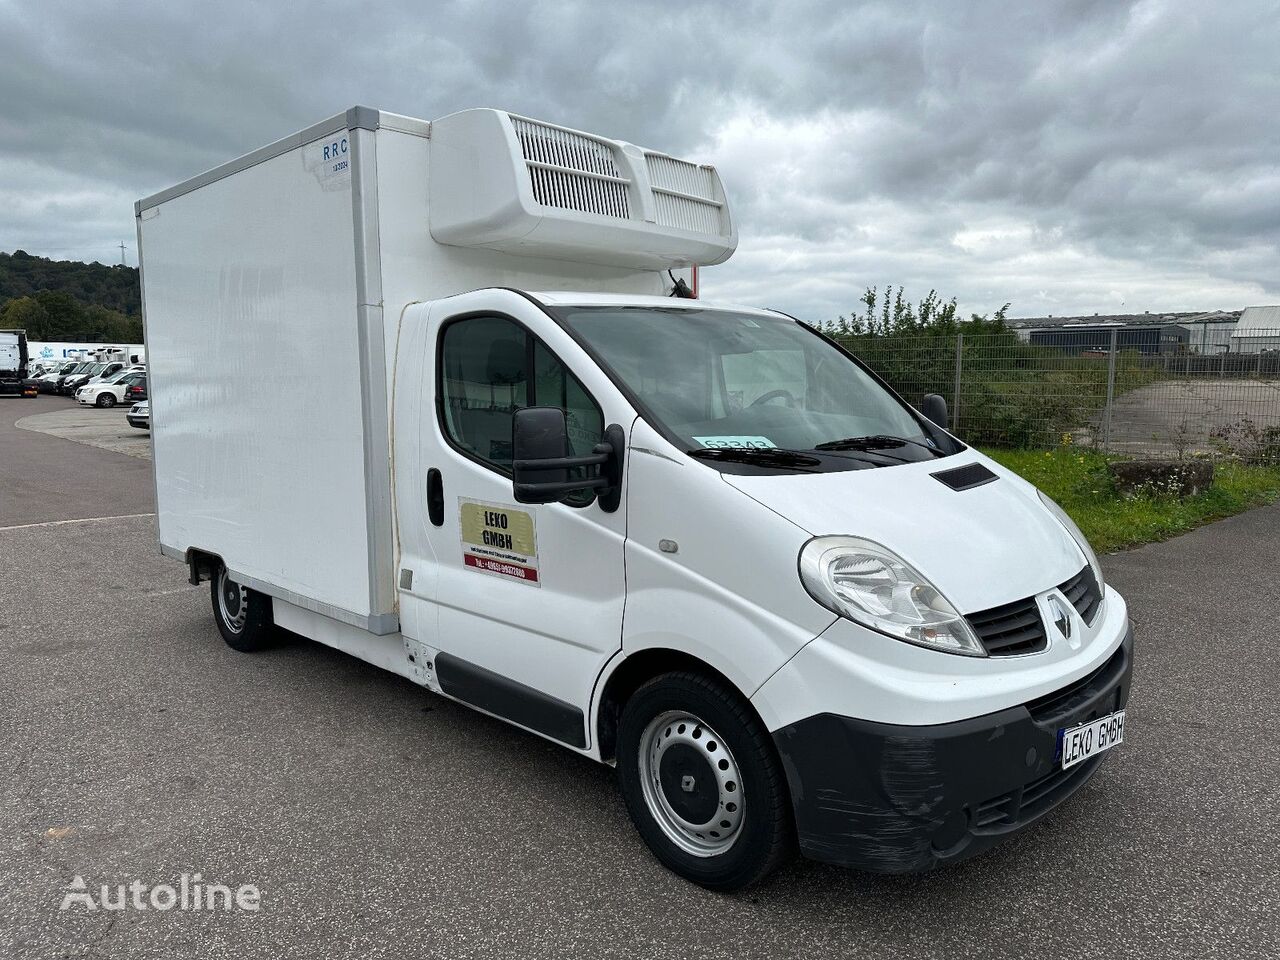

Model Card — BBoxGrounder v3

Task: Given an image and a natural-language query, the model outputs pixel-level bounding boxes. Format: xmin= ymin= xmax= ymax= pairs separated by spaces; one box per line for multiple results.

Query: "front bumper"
xmin=773 ymin=624 xmax=1134 ymax=874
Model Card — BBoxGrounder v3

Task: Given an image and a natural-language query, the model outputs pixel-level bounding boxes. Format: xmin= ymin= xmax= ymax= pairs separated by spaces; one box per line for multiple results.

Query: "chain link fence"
xmin=841 ymin=329 xmax=1280 ymax=464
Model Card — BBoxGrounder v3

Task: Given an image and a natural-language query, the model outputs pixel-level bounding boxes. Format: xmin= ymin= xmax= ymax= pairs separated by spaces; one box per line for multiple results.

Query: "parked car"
xmin=63 ymin=361 xmax=125 ymax=395
xmin=42 ymin=359 xmax=87 ymax=393
xmin=76 ymin=371 xmax=147 ymax=408
xmin=59 ymin=361 xmax=103 ymax=394
xmin=33 ymin=360 xmax=72 ymax=392
xmin=126 ymin=399 xmax=150 ymax=430
xmin=82 ymin=363 xmax=143 ymax=391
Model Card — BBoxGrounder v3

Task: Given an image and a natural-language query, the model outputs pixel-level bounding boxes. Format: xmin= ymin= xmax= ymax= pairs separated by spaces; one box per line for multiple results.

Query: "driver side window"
xmin=439 ymin=316 xmax=604 ymax=482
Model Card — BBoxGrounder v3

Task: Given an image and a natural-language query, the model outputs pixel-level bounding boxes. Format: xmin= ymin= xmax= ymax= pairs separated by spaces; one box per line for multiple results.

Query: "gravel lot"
xmin=2 ymin=396 xmax=1277 ymax=959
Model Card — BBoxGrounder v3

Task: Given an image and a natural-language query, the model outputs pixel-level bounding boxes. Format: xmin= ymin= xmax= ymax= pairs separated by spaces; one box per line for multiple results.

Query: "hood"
xmin=723 ymin=454 xmax=1083 ymax=614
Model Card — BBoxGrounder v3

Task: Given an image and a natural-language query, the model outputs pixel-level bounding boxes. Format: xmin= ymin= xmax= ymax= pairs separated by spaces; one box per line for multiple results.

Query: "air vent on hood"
xmin=932 ymin=462 xmax=997 ymax=491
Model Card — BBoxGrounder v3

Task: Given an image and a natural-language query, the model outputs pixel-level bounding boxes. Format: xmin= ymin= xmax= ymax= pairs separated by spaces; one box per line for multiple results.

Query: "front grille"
xmin=1057 ymin=565 xmax=1103 ymax=625
xmin=967 ymin=563 xmax=1103 ymax=657
xmin=966 ymin=595 xmax=1047 ymax=656
xmin=972 ymin=754 xmax=1101 ymax=830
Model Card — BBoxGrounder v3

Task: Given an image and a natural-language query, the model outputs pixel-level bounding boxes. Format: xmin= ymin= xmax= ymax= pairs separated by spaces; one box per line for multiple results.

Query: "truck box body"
xmin=137 ymin=107 xmax=732 ymax=633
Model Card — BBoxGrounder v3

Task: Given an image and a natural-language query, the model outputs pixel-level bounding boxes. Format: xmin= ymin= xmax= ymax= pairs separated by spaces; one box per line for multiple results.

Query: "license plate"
xmin=1059 ymin=710 xmax=1126 ymax=769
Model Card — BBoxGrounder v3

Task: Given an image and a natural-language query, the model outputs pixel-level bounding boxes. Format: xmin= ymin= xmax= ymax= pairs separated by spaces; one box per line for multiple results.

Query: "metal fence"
xmin=841 ymin=329 xmax=1280 ymax=464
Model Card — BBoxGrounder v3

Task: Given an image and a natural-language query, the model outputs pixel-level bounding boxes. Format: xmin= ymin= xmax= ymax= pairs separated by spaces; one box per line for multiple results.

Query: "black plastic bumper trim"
xmin=772 ymin=624 xmax=1134 ymax=874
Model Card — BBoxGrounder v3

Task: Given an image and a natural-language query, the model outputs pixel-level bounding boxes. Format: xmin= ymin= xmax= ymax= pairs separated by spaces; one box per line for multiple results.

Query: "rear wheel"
xmin=617 ymin=671 xmax=794 ymax=890
xmin=211 ymin=565 xmax=275 ymax=652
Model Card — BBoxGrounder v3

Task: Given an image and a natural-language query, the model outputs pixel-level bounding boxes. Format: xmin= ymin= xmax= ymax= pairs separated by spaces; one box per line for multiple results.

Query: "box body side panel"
xmin=140 ymin=135 xmax=379 ymax=621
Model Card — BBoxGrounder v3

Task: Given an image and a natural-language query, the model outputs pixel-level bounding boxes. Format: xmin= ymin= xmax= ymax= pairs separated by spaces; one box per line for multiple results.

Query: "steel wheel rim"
xmin=217 ymin=569 xmax=248 ymax=633
xmin=638 ymin=710 xmax=744 ymax=857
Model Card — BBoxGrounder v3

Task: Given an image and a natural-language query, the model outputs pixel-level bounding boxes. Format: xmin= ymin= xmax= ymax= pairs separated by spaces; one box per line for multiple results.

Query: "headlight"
xmin=1037 ymin=491 xmax=1105 ymax=593
xmin=799 ymin=536 xmax=985 ymax=657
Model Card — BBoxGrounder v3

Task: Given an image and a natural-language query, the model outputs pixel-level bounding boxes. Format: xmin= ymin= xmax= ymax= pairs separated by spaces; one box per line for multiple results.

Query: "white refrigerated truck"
xmin=137 ymin=106 xmax=1133 ymax=889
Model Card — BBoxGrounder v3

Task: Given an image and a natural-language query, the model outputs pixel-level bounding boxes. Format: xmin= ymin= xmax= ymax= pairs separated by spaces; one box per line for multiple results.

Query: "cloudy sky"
xmin=2 ymin=0 xmax=1277 ymax=321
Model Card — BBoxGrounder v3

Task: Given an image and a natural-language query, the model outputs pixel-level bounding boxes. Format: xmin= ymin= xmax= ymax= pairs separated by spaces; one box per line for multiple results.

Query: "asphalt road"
xmin=15 ymin=402 xmax=152 ymax=461
xmin=1 ymin=399 xmax=1277 ymax=959
xmin=0 ymin=394 xmax=153 ymax=527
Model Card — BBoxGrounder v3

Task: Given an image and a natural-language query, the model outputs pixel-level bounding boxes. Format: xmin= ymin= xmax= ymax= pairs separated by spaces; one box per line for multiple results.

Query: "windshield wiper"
xmin=813 ymin=434 xmax=941 ymax=457
xmin=688 ymin=447 xmax=823 ymax=469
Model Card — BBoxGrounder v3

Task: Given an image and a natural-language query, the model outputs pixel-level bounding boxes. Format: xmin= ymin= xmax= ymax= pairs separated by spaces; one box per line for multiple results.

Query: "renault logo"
xmin=1047 ymin=595 xmax=1072 ymax=639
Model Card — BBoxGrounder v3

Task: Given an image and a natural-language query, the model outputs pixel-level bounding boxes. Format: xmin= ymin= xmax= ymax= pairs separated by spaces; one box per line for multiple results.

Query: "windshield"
xmin=559 ymin=306 xmax=932 ymax=455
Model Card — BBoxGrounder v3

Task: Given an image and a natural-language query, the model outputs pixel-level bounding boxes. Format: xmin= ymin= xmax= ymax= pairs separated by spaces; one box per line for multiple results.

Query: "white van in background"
xmin=138 ymin=106 xmax=1133 ymax=890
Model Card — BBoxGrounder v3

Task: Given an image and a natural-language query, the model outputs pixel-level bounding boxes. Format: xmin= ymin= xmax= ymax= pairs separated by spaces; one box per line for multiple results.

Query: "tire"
xmin=96 ymin=393 xmax=116 ymax=408
xmin=617 ymin=671 xmax=794 ymax=891
xmin=210 ymin=564 xmax=275 ymax=652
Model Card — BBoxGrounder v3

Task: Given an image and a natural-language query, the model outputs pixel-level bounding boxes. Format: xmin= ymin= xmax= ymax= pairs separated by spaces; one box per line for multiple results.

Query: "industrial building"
xmin=1007 ymin=310 xmax=1243 ymax=355
xmin=1230 ymin=306 xmax=1280 ymax=353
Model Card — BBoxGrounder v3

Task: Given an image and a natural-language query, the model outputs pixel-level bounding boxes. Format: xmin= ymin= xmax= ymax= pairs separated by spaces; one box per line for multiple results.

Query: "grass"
xmin=982 ymin=447 xmax=1280 ymax=553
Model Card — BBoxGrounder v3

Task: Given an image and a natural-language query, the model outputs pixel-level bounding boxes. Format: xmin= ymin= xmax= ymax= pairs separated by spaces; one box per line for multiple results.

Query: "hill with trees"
xmin=0 ymin=250 xmax=142 ymax=342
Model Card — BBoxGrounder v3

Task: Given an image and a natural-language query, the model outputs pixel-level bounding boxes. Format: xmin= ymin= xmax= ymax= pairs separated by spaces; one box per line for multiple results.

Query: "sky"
xmin=1 ymin=0 xmax=1277 ymax=322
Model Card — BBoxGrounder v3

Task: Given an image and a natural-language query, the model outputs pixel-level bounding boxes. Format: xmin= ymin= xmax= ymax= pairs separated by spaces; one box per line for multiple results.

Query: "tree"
xmin=0 ymin=296 xmax=50 ymax=338
xmin=84 ymin=304 xmax=142 ymax=342
xmin=825 ymin=285 xmax=1010 ymax=336
xmin=33 ymin=291 xmax=86 ymax=339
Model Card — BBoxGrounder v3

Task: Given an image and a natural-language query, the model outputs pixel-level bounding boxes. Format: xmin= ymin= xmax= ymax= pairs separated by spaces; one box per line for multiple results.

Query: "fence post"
xmin=952 ymin=333 xmax=963 ymax=433
xmin=1103 ymin=329 xmax=1118 ymax=451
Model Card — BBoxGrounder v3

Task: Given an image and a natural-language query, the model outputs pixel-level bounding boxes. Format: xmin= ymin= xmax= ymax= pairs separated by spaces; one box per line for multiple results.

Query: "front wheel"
xmin=617 ymin=672 xmax=794 ymax=890
xmin=96 ymin=393 xmax=116 ymax=408
xmin=211 ymin=564 xmax=275 ymax=652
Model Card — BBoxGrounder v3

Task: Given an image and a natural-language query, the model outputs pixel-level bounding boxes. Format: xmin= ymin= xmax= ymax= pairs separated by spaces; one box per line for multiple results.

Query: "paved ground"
xmin=16 ymin=401 xmax=152 ymax=461
xmin=2 ymin=401 xmax=1278 ymax=959
xmin=0 ymin=395 xmax=153 ymax=527
xmin=1088 ymin=378 xmax=1280 ymax=458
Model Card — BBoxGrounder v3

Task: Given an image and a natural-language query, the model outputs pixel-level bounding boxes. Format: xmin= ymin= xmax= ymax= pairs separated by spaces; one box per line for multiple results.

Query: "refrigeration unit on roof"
xmin=428 ymin=109 xmax=737 ymax=270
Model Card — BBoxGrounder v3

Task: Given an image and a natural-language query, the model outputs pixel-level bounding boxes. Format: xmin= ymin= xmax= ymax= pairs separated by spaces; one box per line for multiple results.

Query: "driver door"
xmin=407 ymin=290 xmax=632 ymax=749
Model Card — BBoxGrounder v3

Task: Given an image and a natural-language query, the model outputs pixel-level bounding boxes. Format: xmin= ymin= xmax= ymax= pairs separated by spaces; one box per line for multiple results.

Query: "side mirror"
xmin=922 ymin=393 xmax=949 ymax=430
xmin=512 ymin=406 xmax=624 ymax=511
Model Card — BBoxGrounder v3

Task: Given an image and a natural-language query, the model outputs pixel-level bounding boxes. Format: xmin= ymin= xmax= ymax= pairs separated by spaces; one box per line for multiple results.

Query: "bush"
xmin=1210 ymin=418 xmax=1280 ymax=465
xmin=826 ymin=285 xmax=1164 ymax=450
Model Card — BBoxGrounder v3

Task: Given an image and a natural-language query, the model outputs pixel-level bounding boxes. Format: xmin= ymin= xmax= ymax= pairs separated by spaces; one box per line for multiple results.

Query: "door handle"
xmin=427 ymin=468 xmax=445 ymax=526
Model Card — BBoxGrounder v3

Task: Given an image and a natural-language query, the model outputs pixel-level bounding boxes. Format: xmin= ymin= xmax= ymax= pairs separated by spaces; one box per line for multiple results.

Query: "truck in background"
xmin=26 ymin=342 xmax=145 ymax=367
xmin=0 ymin=329 xmax=37 ymax=397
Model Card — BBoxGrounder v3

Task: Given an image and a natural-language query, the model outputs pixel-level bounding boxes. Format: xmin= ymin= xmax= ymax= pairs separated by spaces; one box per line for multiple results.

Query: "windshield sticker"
xmin=459 ymin=499 xmax=540 ymax=586
xmin=693 ymin=436 xmax=778 ymax=449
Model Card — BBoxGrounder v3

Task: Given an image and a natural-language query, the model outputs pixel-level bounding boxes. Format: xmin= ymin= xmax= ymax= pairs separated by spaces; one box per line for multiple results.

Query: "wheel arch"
xmin=595 ymin=648 xmax=764 ymax=764
xmin=182 ymin=547 xmax=224 ymax=586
